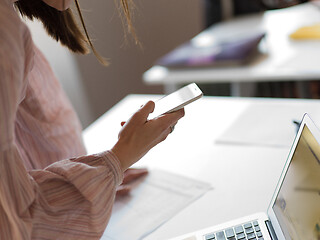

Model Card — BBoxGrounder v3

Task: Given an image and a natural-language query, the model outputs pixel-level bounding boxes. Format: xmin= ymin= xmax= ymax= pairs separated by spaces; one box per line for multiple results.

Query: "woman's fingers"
xmin=112 ymin=102 xmax=185 ymax=172
xmin=122 ymin=168 xmax=148 ymax=184
xmin=153 ymin=108 xmax=185 ymax=130
xmin=140 ymin=101 xmax=155 ymax=114
xmin=116 ymin=185 xmax=131 ymax=197
xmin=134 ymin=101 xmax=155 ymax=123
xmin=122 ymin=101 xmax=155 ymax=127
xmin=164 ymin=108 xmax=185 ymax=122
xmin=121 ymin=102 xmax=183 ymax=128
xmin=116 ymin=168 xmax=148 ymax=197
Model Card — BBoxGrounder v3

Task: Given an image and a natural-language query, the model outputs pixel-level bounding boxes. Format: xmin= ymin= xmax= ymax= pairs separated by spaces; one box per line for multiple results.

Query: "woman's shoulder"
xmin=0 ymin=0 xmax=33 ymax=66
xmin=0 ymin=0 xmax=29 ymax=45
xmin=0 ymin=0 xmax=34 ymax=87
xmin=0 ymin=0 xmax=20 ymax=23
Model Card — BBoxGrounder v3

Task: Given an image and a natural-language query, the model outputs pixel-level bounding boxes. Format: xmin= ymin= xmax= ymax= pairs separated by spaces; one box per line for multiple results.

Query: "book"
xmin=156 ymin=31 xmax=266 ymax=68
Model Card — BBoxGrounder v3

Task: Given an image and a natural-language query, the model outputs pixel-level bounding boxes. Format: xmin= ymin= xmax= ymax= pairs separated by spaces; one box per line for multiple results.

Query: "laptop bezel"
xmin=267 ymin=113 xmax=320 ymax=240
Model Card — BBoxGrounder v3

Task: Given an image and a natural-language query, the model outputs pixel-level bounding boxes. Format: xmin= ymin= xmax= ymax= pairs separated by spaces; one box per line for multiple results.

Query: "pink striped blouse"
xmin=0 ymin=0 xmax=123 ymax=239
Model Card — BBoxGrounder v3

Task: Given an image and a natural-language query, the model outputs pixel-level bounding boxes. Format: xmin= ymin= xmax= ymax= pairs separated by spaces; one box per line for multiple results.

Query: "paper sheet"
xmin=100 ymin=170 xmax=212 ymax=240
xmin=216 ymin=102 xmax=320 ymax=148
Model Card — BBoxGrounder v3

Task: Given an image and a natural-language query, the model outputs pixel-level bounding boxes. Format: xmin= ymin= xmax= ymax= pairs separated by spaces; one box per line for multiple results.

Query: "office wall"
xmin=75 ymin=0 xmax=204 ymax=121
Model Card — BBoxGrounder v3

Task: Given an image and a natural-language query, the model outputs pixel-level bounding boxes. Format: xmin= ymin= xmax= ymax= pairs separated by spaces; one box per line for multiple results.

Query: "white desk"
xmin=83 ymin=95 xmax=320 ymax=239
xmin=143 ymin=3 xmax=320 ymax=96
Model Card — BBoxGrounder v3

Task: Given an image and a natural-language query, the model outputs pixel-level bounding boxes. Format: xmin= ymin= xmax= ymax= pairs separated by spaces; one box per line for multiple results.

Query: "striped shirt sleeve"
xmin=0 ymin=3 xmax=35 ymax=238
xmin=0 ymin=1 xmax=123 ymax=239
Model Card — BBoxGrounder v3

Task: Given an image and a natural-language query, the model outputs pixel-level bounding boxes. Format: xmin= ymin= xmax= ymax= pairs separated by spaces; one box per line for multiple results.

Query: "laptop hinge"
xmin=265 ymin=220 xmax=278 ymax=240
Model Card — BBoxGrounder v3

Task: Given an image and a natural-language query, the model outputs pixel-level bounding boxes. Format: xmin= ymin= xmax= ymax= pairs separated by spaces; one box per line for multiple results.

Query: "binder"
xmin=156 ymin=31 xmax=266 ymax=68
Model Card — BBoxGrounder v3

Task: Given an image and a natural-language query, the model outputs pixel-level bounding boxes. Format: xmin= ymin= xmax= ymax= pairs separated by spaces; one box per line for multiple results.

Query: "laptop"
xmin=171 ymin=113 xmax=320 ymax=240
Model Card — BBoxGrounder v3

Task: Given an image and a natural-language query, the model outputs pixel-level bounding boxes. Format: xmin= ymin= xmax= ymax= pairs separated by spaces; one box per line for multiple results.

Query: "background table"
xmin=83 ymin=95 xmax=320 ymax=239
xmin=143 ymin=3 xmax=320 ymax=96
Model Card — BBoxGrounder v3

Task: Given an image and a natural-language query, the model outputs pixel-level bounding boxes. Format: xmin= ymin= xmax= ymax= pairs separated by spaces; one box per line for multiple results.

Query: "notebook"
xmin=171 ymin=113 xmax=320 ymax=240
xmin=156 ymin=32 xmax=265 ymax=69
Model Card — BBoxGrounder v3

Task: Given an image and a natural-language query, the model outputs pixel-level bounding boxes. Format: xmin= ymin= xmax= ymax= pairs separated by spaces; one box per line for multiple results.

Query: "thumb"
xmin=138 ymin=101 xmax=155 ymax=119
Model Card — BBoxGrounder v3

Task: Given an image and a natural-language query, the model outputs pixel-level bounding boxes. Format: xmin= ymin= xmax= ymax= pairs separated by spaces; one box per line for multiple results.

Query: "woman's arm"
xmin=0 ymin=5 xmax=36 ymax=238
xmin=0 ymin=3 xmax=184 ymax=239
xmin=0 ymin=9 xmax=124 ymax=239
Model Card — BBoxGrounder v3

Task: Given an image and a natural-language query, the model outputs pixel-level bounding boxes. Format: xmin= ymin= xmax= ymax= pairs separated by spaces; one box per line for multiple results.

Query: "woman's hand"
xmin=111 ymin=101 xmax=185 ymax=171
xmin=116 ymin=168 xmax=149 ymax=196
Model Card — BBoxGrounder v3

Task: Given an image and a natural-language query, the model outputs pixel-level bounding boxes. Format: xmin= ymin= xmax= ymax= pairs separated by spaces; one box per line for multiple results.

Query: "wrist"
xmin=111 ymin=141 xmax=131 ymax=172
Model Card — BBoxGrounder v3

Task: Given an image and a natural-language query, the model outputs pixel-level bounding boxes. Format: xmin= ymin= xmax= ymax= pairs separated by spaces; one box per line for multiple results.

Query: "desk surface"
xmin=83 ymin=95 xmax=320 ymax=239
xmin=143 ymin=3 xmax=320 ymax=87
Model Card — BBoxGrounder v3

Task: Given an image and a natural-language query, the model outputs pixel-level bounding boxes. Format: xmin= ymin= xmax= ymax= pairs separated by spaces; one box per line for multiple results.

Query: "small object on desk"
xmin=290 ymin=23 xmax=320 ymax=40
xmin=215 ymin=102 xmax=320 ymax=148
xmin=155 ymin=32 xmax=265 ymax=69
xmin=293 ymin=119 xmax=301 ymax=133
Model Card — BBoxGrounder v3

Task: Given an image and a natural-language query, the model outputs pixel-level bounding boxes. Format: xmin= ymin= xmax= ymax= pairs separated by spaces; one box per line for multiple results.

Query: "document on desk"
xmin=216 ymin=102 xmax=320 ymax=148
xmin=100 ymin=170 xmax=212 ymax=240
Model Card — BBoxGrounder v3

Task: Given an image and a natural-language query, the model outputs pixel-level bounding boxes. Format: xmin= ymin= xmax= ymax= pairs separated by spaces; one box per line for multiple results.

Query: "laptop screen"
xmin=272 ymin=125 xmax=320 ymax=239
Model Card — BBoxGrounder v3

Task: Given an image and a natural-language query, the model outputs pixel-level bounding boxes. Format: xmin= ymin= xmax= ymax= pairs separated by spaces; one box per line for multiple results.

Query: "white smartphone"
xmin=149 ymin=83 xmax=203 ymax=119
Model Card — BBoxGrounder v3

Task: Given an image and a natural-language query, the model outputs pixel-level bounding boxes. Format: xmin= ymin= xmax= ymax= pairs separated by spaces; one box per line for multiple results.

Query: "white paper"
xmin=101 ymin=170 xmax=212 ymax=240
xmin=216 ymin=102 xmax=320 ymax=148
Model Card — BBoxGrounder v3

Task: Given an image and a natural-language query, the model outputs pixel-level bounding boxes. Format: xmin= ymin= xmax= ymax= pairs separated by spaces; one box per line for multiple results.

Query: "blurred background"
xmin=26 ymin=0 xmax=319 ymax=128
xmin=27 ymin=0 xmax=203 ymax=128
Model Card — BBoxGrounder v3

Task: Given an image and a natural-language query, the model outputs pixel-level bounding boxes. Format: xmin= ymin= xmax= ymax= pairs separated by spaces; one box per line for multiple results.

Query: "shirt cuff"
xmin=100 ymin=150 xmax=123 ymax=186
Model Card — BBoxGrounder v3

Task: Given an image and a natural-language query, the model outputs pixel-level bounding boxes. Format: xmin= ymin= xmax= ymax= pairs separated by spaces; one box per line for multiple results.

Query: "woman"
xmin=0 ymin=0 xmax=185 ymax=239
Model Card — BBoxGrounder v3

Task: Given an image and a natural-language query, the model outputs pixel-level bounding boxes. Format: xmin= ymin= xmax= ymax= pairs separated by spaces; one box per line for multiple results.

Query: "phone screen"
xmin=149 ymin=83 xmax=202 ymax=119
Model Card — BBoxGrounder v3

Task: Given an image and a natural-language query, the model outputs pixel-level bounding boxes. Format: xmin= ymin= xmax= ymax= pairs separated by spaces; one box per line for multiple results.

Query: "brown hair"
xmin=14 ymin=0 xmax=137 ymax=66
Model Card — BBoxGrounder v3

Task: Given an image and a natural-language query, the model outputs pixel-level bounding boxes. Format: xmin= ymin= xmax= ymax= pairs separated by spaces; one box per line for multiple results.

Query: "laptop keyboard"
xmin=204 ymin=220 xmax=264 ymax=240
